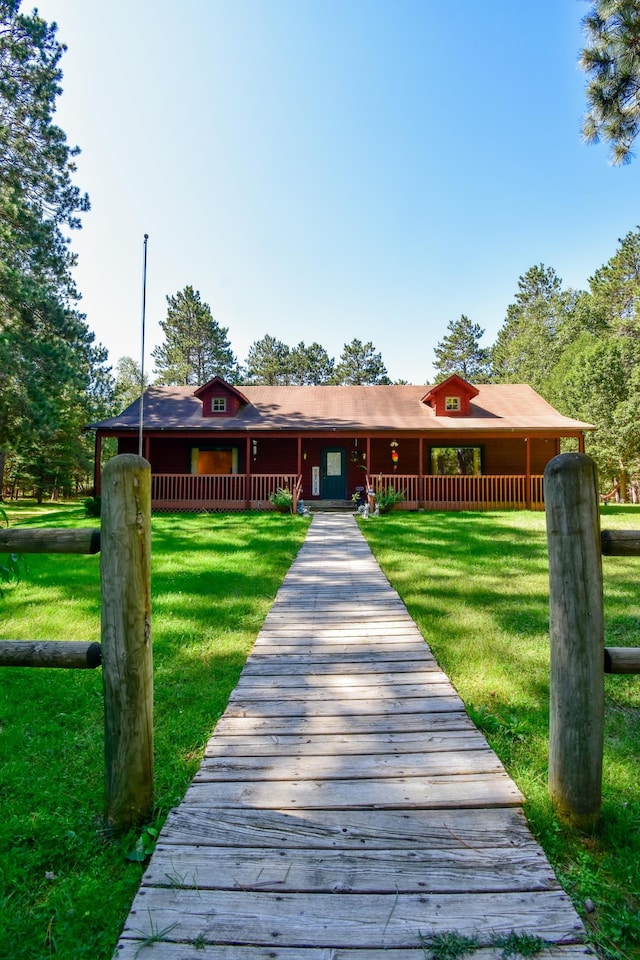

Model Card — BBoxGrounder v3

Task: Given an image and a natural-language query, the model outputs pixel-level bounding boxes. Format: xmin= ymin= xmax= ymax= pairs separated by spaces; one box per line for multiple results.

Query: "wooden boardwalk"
xmin=116 ymin=513 xmax=590 ymax=959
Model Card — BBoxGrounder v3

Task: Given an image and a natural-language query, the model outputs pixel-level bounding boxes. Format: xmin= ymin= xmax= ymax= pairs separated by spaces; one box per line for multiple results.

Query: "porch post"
xmin=525 ymin=436 xmax=531 ymax=510
xmin=245 ymin=437 xmax=251 ymax=508
xmin=94 ymin=433 xmax=103 ymax=496
xmin=579 ymin=432 xmax=585 ymax=454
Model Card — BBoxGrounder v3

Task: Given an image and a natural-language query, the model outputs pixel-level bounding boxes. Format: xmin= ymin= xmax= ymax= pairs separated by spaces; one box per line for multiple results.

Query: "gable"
xmin=422 ymin=375 xmax=480 ymax=417
xmin=193 ymin=377 xmax=249 ymax=418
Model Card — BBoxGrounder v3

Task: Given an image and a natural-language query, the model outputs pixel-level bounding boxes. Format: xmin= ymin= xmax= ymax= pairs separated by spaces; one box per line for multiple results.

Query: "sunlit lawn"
xmin=2 ymin=500 xmax=640 ymax=960
xmin=359 ymin=505 xmax=640 ymax=960
xmin=0 ymin=505 xmax=310 ymax=960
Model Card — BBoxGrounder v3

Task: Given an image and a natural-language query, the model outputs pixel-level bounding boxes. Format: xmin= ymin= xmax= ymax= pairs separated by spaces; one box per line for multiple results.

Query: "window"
xmin=445 ymin=396 xmax=461 ymax=411
xmin=430 ymin=446 xmax=482 ymax=476
xmin=211 ymin=397 xmax=227 ymax=413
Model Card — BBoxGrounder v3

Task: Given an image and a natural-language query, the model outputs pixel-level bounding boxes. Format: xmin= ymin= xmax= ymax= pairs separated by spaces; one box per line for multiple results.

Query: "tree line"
xmin=3 ymin=0 xmax=640 ymax=500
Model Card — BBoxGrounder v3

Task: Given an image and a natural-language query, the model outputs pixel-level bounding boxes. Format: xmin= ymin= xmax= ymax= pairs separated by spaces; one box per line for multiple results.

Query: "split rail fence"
xmin=0 ymin=454 xmax=153 ymax=833
xmin=544 ymin=452 xmax=640 ymax=828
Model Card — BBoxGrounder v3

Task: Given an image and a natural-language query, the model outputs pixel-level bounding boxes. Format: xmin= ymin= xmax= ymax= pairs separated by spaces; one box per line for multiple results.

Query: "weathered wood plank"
xmin=249 ymin=642 xmax=429 ymax=657
xmin=254 ymin=626 xmax=426 ymax=639
xmin=194 ymin=749 xmax=503 ymax=782
xmin=114 ymin=945 xmax=593 ymax=960
xmin=119 ymin=889 xmax=584 ymax=948
xmin=240 ymin=655 xmax=437 ymax=674
xmin=157 ymin=805 xmax=540 ymax=850
xmin=212 ymin=712 xmax=474 ymax=737
xmin=183 ymin=772 xmax=523 ymax=808
xmin=204 ymin=730 xmax=489 ymax=758
xmin=224 ymin=695 xmax=464 ymax=717
xmin=234 ymin=671 xmax=449 ymax=690
xmin=229 ymin=681 xmax=458 ymax=702
xmin=142 ymin=843 xmax=559 ymax=893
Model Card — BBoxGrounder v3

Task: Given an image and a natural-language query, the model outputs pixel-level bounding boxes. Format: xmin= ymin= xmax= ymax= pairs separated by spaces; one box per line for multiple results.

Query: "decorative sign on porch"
xmin=312 ymin=466 xmax=320 ymax=496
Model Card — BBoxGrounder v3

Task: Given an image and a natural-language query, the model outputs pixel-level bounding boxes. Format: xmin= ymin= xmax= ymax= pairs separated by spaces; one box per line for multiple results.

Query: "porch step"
xmin=309 ymin=499 xmax=355 ymax=512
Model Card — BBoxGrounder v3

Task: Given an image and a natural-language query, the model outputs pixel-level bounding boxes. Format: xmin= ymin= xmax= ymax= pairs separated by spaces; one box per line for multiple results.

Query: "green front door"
xmin=321 ymin=447 xmax=347 ymax=499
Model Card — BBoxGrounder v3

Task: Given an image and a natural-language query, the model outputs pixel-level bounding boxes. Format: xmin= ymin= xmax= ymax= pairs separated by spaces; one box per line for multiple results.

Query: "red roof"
xmin=92 ymin=381 xmax=595 ymax=436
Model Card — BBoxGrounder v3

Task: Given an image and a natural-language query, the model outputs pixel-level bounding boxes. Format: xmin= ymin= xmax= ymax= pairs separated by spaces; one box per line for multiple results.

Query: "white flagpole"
xmin=138 ymin=233 xmax=149 ymax=458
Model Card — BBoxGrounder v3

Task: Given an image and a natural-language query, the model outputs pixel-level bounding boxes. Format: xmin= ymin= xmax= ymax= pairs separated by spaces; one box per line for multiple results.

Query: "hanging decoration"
xmin=390 ymin=440 xmax=399 ymax=471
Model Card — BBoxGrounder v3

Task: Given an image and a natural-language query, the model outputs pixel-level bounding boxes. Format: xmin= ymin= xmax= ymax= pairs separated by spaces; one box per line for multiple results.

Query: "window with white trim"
xmin=445 ymin=396 xmax=461 ymax=411
xmin=211 ymin=397 xmax=227 ymax=412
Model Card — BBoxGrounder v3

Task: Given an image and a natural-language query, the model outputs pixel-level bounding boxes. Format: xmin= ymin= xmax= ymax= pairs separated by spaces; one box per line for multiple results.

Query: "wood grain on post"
xmin=544 ymin=452 xmax=604 ymax=828
xmin=0 ymin=528 xmax=100 ymax=554
xmin=0 ymin=640 xmax=101 ymax=668
xmin=101 ymin=454 xmax=153 ymax=833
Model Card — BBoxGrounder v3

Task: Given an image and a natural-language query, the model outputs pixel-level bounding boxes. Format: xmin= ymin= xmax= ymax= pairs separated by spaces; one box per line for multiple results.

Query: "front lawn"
xmin=359 ymin=507 xmax=640 ymax=960
xmin=0 ymin=506 xmax=310 ymax=960
xmin=2 ymin=503 xmax=639 ymax=960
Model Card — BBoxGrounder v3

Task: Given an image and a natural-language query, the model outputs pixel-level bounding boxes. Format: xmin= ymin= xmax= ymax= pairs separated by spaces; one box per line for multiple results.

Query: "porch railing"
xmin=374 ymin=473 xmax=545 ymax=510
xmin=152 ymin=473 xmax=300 ymax=509
xmin=152 ymin=472 xmax=545 ymax=510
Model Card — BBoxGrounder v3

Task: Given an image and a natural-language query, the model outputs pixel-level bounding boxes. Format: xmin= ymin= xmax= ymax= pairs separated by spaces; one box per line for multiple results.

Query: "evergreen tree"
xmin=0 ymin=1 xmax=105 ymax=498
xmin=492 ymin=265 xmax=582 ymax=390
xmin=244 ymin=334 xmax=292 ymax=385
xmin=580 ymin=0 xmax=640 ymax=164
xmin=152 ymin=286 xmax=238 ymax=385
xmin=333 ymin=339 xmax=391 ymax=385
xmin=587 ymin=226 xmax=640 ymax=335
xmin=289 ymin=341 xmax=335 ymax=384
xmin=433 ymin=314 xmax=491 ymax=383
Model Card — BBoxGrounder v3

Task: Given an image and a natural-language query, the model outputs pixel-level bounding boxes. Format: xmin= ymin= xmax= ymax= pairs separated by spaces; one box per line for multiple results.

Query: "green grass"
xmin=2 ymin=501 xmax=640 ymax=959
xmin=0 ymin=504 xmax=310 ymax=960
xmin=359 ymin=507 xmax=640 ymax=960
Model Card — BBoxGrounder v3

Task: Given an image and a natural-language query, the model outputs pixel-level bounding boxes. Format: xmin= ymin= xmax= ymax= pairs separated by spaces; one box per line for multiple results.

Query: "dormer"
xmin=422 ymin=374 xmax=479 ymax=417
xmin=194 ymin=377 xmax=249 ymax=418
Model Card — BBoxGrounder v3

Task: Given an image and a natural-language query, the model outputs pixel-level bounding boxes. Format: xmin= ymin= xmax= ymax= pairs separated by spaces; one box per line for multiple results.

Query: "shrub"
xmin=83 ymin=496 xmax=101 ymax=518
xmin=269 ymin=487 xmax=294 ymax=514
xmin=375 ymin=486 xmax=405 ymax=514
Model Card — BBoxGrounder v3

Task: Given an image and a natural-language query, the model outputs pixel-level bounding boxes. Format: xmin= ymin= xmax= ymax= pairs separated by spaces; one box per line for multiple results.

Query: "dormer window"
xmin=422 ymin=375 xmax=479 ymax=417
xmin=211 ymin=397 xmax=227 ymax=413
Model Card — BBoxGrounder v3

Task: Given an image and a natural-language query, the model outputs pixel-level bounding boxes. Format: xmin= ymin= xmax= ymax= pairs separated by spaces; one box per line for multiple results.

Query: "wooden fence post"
xmin=101 ymin=454 xmax=153 ymax=833
xmin=544 ymin=452 xmax=604 ymax=827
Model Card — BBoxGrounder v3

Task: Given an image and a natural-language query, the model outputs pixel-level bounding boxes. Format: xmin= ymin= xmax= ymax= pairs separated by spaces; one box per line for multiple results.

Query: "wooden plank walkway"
xmin=115 ymin=513 xmax=590 ymax=959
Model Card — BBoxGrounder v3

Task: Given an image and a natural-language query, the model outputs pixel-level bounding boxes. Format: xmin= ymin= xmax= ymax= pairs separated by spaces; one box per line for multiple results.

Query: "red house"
xmin=90 ymin=374 xmax=595 ymax=511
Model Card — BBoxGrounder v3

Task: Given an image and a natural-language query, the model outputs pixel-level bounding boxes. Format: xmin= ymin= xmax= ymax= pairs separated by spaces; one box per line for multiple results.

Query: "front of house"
xmin=91 ymin=374 xmax=595 ymax=512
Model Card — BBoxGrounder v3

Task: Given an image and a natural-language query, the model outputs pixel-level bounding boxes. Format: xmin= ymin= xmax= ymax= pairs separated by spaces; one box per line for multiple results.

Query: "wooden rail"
xmin=0 ymin=454 xmax=153 ymax=833
xmin=151 ymin=472 xmax=545 ymax=511
xmin=0 ymin=527 xmax=100 ymax=554
xmin=544 ymin=452 xmax=640 ymax=828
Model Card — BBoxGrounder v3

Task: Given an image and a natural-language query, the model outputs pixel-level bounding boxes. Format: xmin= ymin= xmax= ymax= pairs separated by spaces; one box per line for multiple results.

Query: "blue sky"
xmin=34 ymin=0 xmax=638 ymax=384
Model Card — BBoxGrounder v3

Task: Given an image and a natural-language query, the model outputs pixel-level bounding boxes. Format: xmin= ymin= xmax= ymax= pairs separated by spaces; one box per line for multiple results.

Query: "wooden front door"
xmin=321 ymin=447 xmax=347 ymax=499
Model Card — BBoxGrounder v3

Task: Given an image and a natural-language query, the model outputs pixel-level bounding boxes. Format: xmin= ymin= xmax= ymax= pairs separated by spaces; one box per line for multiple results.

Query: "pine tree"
xmin=244 ymin=335 xmax=292 ymax=385
xmin=152 ymin=286 xmax=238 ymax=385
xmin=0 ymin=1 xmax=105 ymax=497
xmin=433 ymin=315 xmax=491 ymax=383
xmin=289 ymin=341 xmax=335 ymax=384
xmin=580 ymin=0 xmax=640 ymax=164
xmin=492 ymin=265 xmax=581 ymax=390
xmin=333 ymin=339 xmax=390 ymax=385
